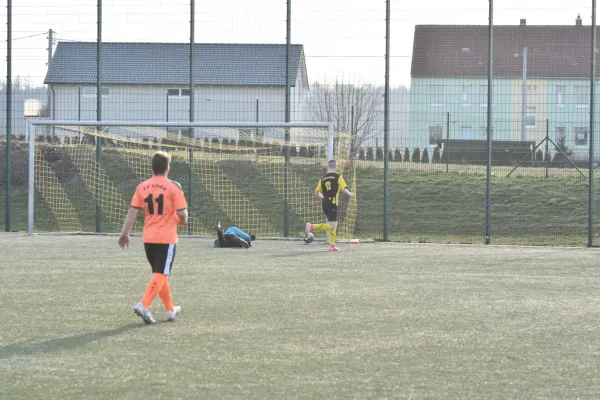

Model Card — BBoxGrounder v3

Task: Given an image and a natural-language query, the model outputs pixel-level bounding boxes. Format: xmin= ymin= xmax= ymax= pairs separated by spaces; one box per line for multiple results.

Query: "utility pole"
xmin=46 ymin=29 xmax=54 ymax=119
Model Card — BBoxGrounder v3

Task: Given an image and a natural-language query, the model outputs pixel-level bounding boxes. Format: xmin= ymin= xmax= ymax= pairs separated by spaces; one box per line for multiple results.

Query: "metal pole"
xmin=5 ymin=0 xmax=11 ymax=232
xmin=188 ymin=0 xmax=195 ymax=235
xmin=27 ymin=121 xmax=34 ymax=235
xmin=256 ymin=98 xmax=259 ymax=138
xmin=446 ymin=112 xmax=450 ymax=173
xmin=545 ymin=118 xmax=549 ymax=178
xmin=589 ymin=0 xmax=597 ymax=247
xmin=95 ymin=0 xmax=102 ymax=233
xmin=485 ymin=0 xmax=494 ymax=244
xmin=521 ymin=47 xmax=527 ymax=142
xmin=383 ymin=0 xmax=390 ymax=241
xmin=47 ymin=29 xmax=53 ymax=116
xmin=283 ymin=0 xmax=291 ymax=237
xmin=189 ymin=0 xmax=195 ymax=128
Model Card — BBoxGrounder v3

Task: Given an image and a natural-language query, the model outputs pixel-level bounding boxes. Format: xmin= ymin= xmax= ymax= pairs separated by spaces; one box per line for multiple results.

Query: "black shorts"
xmin=322 ymin=201 xmax=337 ymax=222
xmin=144 ymin=243 xmax=176 ymax=275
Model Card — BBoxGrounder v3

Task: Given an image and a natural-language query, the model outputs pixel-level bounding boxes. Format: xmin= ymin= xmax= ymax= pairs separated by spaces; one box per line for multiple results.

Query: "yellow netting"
xmin=31 ymin=124 xmax=358 ymax=239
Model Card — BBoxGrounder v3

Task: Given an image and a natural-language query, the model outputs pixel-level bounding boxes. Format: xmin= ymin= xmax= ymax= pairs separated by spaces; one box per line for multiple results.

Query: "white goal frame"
xmin=26 ymin=120 xmax=335 ymax=236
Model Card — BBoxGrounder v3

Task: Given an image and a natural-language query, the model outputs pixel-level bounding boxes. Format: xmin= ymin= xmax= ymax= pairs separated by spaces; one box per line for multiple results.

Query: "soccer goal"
xmin=25 ymin=120 xmax=358 ymax=240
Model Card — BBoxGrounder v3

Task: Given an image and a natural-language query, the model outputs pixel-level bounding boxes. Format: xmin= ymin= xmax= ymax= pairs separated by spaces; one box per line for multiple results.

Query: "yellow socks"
xmin=312 ymin=223 xmax=332 ymax=232
xmin=329 ymin=228 xmax=337 ymax=245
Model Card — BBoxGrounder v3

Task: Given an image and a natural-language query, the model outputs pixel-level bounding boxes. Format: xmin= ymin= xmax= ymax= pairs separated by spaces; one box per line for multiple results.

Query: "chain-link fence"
xmin=1 ymin=0 xmax=600 ymax=246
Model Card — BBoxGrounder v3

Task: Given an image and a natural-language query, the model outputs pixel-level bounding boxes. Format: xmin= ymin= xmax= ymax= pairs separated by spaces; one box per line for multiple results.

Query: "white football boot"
xmin=134 ymin=302 xmax=156 ymax=324
xmin=165 ymin=306 xmax=181 ymax=322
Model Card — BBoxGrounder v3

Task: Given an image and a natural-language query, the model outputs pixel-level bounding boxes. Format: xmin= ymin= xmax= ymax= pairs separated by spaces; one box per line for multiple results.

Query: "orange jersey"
xmin=131 ymin=176 xmax=187 ymax=244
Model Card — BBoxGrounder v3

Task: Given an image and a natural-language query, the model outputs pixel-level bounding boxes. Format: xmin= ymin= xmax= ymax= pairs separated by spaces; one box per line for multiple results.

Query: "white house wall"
xmin=51 ymin=83 xmax=314 ymax=142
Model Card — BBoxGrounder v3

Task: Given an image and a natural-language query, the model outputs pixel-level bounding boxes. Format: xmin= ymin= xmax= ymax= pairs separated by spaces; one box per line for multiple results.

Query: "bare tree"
xmin=307 ymin=77 xmax=383 ymax=157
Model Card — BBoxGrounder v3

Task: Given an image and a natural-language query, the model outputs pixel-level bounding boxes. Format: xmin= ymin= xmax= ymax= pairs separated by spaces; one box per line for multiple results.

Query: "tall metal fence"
xmin=1 ymin=0 xmax=600 ymax=246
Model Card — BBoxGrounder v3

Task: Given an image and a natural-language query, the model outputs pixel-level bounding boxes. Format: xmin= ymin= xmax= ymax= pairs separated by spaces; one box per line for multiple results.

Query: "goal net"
xmin=25 ymin=121 xmax=358 ymax=240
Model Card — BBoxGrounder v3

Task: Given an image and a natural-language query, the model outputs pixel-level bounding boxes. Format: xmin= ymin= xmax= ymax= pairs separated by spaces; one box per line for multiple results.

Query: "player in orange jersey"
xmin=118 ymin=151 xmax=188 ymax=324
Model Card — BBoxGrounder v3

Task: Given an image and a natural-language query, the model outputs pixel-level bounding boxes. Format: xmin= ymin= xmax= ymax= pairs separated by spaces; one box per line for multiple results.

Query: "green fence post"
xmin=5 ymin=0 xmax=11 ymax=232
xmin=589 ymin=0 xmax=597 ymax=247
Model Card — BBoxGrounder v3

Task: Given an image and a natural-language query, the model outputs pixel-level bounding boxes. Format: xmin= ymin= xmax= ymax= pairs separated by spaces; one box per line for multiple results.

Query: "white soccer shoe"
xmin=134 ymin=302 xmax=156 ymax=324
xmin=165 ymin=306 xmax=181 ymax=322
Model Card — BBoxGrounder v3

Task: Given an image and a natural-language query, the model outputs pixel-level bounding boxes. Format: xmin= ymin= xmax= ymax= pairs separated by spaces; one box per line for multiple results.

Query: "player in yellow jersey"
xmin=118 ymin=151 xmax=188 ymax=324
xmin=304 ymin=159 xmax=353 ymax=251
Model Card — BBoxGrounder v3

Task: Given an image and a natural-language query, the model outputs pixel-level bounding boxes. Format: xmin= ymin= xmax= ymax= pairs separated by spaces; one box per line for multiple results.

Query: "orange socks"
xmin=158 ymin=279 xmax=174 ymax=313
xmin=140 ymin=273 xmax=168 ymax=309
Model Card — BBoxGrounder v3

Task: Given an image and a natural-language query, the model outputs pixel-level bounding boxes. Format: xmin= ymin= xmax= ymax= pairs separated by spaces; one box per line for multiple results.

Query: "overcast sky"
xmin=0 ymin=0 xmax=594 ymax=88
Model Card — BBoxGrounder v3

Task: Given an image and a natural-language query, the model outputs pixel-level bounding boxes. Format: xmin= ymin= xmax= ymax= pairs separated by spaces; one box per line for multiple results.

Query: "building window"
xmin=461 ymin=47 xmax=470 ymax=53
xmin=462 ymin=85 xmax=472 ymax=106
xmin=574 ymin=127 xmax=588 ymax=146
xmin=480 ymin=85 xmax=487 ymax=107
xmin=82 ymin=87 xmax=109 ymax=98
xmin=167 ymin=88 xmax=190 ymax=97
xmin=430 ymin=85 xmax=443 ymax=106
xmin=461 ymin=127 xmax=472 ymax=140
xmin=575 ymin=86 xmax=589 ymax=108
xmin=526 ymin=107 xmax=536 ymax=128
xmin=556 ymin=85 xmax=566 ymax=107
xmin=428 ymin=125 xmax=443 ymax=145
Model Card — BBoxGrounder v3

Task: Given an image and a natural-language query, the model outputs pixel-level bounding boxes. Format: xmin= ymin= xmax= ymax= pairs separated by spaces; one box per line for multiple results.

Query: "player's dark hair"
xmin=328 ymin=159 xmax=336 ymax=169
xmin=152 ymin=151 xmax=171 ymax=175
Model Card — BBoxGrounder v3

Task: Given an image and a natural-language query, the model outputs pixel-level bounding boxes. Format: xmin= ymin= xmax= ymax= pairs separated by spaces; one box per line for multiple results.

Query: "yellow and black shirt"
xmin=315 ymin=172 xmax=348 ymax=206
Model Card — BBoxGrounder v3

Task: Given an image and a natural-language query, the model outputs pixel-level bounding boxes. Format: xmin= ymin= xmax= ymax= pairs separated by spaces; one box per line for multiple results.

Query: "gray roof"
xmin=44 ymin=42 xmax=305 ymax=86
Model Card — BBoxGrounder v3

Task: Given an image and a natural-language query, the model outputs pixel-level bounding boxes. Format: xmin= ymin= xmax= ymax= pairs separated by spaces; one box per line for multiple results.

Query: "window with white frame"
xmin=430 ymin=85 xmax=443 ymax=106
xmin=167 ymin=88 xmax=190 ymax=97
xmin=462 ymin=85 xmax=472 ymax=106
xmin=428 ymin=125 xmax=443 ymax=145
xmin=526 ymin=107 xmax=536 ymax=128
xmin=575 ymin=86 xmax=589 ymax=107
xmin=574 ymin=127 xmax=588 ymax=146
xmin=82 ymin=87 xmax=110 ymax=98
xmin=556 ymin=85 xmax=566 ymax=106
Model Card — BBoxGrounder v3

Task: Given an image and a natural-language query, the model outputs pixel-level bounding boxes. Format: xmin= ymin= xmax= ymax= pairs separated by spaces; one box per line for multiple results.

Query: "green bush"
xmin=412 ymin=148 xmax=421 ymax=163
xmin=358 ymin=148 xmax=365 ymax=160
xmin=394 ymin=148 xmax=402 ymax=162
xmin=421 ymin=148 xmax=430 ymax=164
xmin=432 ymin=146 xmax=441 ymax=163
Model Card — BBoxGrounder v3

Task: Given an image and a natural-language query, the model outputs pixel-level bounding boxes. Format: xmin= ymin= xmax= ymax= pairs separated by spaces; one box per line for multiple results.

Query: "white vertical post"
xmin=27 ymin=121 xmax=34 ymax=236
xmin=327 ymin=123 xmax=334 ymax=160
xmin=326 ymin=123 xmax=334 ymax=244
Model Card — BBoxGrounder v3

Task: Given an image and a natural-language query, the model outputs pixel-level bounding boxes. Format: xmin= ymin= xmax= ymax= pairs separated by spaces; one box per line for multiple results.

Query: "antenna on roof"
xmin=576 ymin=13 xmax=583 ymax=26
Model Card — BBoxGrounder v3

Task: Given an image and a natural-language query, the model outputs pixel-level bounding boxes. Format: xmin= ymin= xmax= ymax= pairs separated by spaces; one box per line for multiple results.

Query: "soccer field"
xmin=2 ymin=234 xmax=600 ymax=399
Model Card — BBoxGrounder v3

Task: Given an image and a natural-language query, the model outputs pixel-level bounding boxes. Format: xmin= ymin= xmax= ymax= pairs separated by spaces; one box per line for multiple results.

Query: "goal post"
xmin=25 ymin=120 xmax=356 ymax=240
